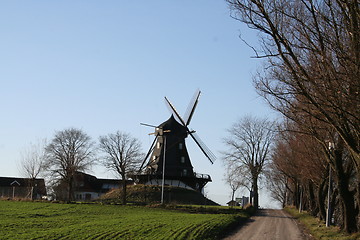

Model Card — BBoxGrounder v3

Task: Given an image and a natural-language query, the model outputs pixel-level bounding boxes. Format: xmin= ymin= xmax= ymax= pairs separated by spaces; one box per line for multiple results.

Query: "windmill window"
xmin=179 ymin=143 xmax=183 ymax=150
xmin=183 ymin=169 xmax=187 ymax=176
xmin=180 ymin=156 xmax=185 ymax=163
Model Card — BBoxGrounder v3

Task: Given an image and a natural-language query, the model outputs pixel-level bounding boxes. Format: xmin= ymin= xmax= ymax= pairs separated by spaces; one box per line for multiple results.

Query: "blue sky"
xmin=0 ymin=1 xmax=276 ymax=206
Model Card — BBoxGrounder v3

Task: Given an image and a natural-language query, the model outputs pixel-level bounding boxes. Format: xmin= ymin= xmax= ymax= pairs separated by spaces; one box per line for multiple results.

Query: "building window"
xmin=180 ymin=156 xmax=185 ymax=163
xmin=179 ymin=143 xmax=183 ymax=150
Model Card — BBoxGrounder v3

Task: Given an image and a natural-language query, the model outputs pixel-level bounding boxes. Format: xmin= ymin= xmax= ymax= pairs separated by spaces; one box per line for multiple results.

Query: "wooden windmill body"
xmin=135 ymin=90 xmax=215 ymax=192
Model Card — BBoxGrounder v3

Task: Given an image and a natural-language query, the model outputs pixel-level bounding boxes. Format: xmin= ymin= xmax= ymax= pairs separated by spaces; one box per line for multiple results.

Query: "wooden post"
xmin=161 ymin=135 xmax=166 ymax=204
xmin=326 ymin=142 xmax=334 ymax=227
xmin=326 ymin=166 xmax=332 ymax=227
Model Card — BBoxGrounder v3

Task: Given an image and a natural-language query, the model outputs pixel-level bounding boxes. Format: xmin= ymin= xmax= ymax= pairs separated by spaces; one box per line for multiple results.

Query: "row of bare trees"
xmin=268 ymin=120 xmax=359 ymax=233
xmin=227 ymin=0 xmax=359 ymax=233
xmin=20 ymin=128 xmax=143 ymax=204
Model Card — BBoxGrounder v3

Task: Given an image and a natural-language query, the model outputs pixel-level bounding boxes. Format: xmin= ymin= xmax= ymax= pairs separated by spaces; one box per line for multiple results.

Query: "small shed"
xmin=227 ymin=200 xmax=240 ymax=207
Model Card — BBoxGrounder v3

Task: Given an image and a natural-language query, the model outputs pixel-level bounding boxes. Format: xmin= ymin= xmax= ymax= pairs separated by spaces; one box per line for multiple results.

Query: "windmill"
xmin=135 ymin=90 xmax=216 ymax=192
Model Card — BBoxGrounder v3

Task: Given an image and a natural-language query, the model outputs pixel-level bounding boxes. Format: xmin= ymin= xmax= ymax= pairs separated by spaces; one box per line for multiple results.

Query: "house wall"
xmin=74 ymin=191 xmax=101 ymax=201
xmin=0 ymin=187 xmax=32 ymax=199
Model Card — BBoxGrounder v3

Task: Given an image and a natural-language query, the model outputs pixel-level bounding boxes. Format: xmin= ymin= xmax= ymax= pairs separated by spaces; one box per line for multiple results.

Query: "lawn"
xmin=0 ymin=200 xmax=247 ymax=239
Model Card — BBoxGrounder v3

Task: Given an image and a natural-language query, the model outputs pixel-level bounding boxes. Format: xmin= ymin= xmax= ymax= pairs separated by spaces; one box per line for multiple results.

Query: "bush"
xmin=244 ymin=204 xmax=256 ymax=215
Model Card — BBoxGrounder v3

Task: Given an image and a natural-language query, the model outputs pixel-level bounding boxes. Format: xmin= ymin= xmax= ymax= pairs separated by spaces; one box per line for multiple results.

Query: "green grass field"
xmin=0 ymin=200 xmax=248 ymax=240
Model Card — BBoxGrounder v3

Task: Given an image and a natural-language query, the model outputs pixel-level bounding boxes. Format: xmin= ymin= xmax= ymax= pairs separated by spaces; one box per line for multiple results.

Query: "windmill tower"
xmin=135 ymin=90 xmax=216 ymax=192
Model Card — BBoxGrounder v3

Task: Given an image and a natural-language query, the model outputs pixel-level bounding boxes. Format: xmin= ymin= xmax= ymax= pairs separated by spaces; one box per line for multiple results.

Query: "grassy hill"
xmin=100 ymin=184 xmax=219 ymax=206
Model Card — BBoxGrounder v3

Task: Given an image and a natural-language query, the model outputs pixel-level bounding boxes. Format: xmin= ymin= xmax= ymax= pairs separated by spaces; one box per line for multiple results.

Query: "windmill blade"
xmin=184 ymin=90 xmax=201 ymax=126
xmin=164 ymin=96 xmax=187 ymax=126
xmin=138 ymin=134 xmax=158 ymax=173
xmin=188 ymin=131 xmax=216 ymax=164
xmin=140 ymin=122 xmax=158 ymax=128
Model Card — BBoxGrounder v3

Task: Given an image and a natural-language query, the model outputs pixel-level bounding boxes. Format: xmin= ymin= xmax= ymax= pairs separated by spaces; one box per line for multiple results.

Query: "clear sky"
xmin=0 ymin=1 xmax=277 ymax=207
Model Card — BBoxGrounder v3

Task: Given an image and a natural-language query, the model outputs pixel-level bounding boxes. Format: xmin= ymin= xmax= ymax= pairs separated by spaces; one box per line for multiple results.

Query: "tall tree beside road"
xmin=270 ymin=123 xmax=328 ymax=213
xmin=45 ymin=128 xmax=96 ymax=201
xmin=223 ymin=116 xmax=275 ymax=209
xmin=99 ymin=131 xmax=143 ymax=205
xmin=270 ymin=120 xmax=358 ymax=232
xmin=226 ymin=0 xmax=360 ymax=171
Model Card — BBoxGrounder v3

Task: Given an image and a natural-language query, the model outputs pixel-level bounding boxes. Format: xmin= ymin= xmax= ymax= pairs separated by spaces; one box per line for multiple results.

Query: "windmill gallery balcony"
xmin=133 ymin=171 xmax=212 ymax=192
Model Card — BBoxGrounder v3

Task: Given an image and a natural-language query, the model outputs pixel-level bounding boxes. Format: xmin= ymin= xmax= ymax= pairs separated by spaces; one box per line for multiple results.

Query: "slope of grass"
xmin=285 ymin=207 xmax=360 ymax=240
xmin=100 ymin=184 xmax=219 ymax=206
xmin=0 ymin=200 xmax=248 ymax=239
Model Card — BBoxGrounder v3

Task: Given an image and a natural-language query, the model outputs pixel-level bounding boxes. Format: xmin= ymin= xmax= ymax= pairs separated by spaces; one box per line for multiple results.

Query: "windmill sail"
xmin=189 ymin=132 xmax=216 ymax=164
xmin=184 ymin=90 xmax=201 ymax=126
xmin=164 ymin=96 xmax=187 ymax=126
xmin=138 ymin=134 xmax=158 ymax=173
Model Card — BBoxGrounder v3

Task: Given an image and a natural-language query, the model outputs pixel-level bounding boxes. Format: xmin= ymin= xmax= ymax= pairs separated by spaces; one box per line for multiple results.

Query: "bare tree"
xmin=223 ymin=116 xmax=275 ymax=209
xmin=270 ymin=119 xmax=358 ymax=231
xmin=19 ymin=139 xmax=47 ymax=179
xmin=225 ymin=166 xmax=245 ymax=204
xmin=45 ymin=128 xmax=95 ymax=201
xmin=19 ymin=139 xmax=47 ymax=199
xmin=98 ymin=131 xmax=143 ymax=205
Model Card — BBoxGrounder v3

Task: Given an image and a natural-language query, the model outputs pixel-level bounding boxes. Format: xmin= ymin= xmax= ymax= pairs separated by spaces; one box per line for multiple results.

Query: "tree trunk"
xmin=357 ymin=173 xmax=360 ymax=219
xmin=308 ymin=181 xmax=318 ymax=216
xmin=67 ymin=182 xmax=72 ymax=202
xmin=334 ymin=149 xmax=358 ymax=233
xmin=253 ymin=177 xmax=259 ymax=209
xmin=68 ymin=175 xmax=74 ymax=202
xmin=121 ymin=173 xmax=127 ymax=205
xmin=282 ymin=180 xmax=288 ymax=208
xmin=338 ymin=184 xmax=357 ymax=233
xmin=330 ymin=189 xmax=337 ymax=226
xmin=317 ymin=178 xmax=327 ymax=221
xmin=293 ymin=183 xmax=300 ymax=209
xmin=249 ymin=189 xmax=253 ymax=205
xmin=282 ymin=190 xmax=287 ymax=208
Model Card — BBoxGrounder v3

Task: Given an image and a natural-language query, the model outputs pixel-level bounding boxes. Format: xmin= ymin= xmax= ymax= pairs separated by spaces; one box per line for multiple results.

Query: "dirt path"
xmin=223 ymin=209 xmax=312 ymax=240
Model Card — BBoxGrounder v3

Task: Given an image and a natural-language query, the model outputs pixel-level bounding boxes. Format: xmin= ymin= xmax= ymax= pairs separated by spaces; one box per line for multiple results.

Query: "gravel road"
xmin=223 ymin=209 xmax=312 ymax=240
